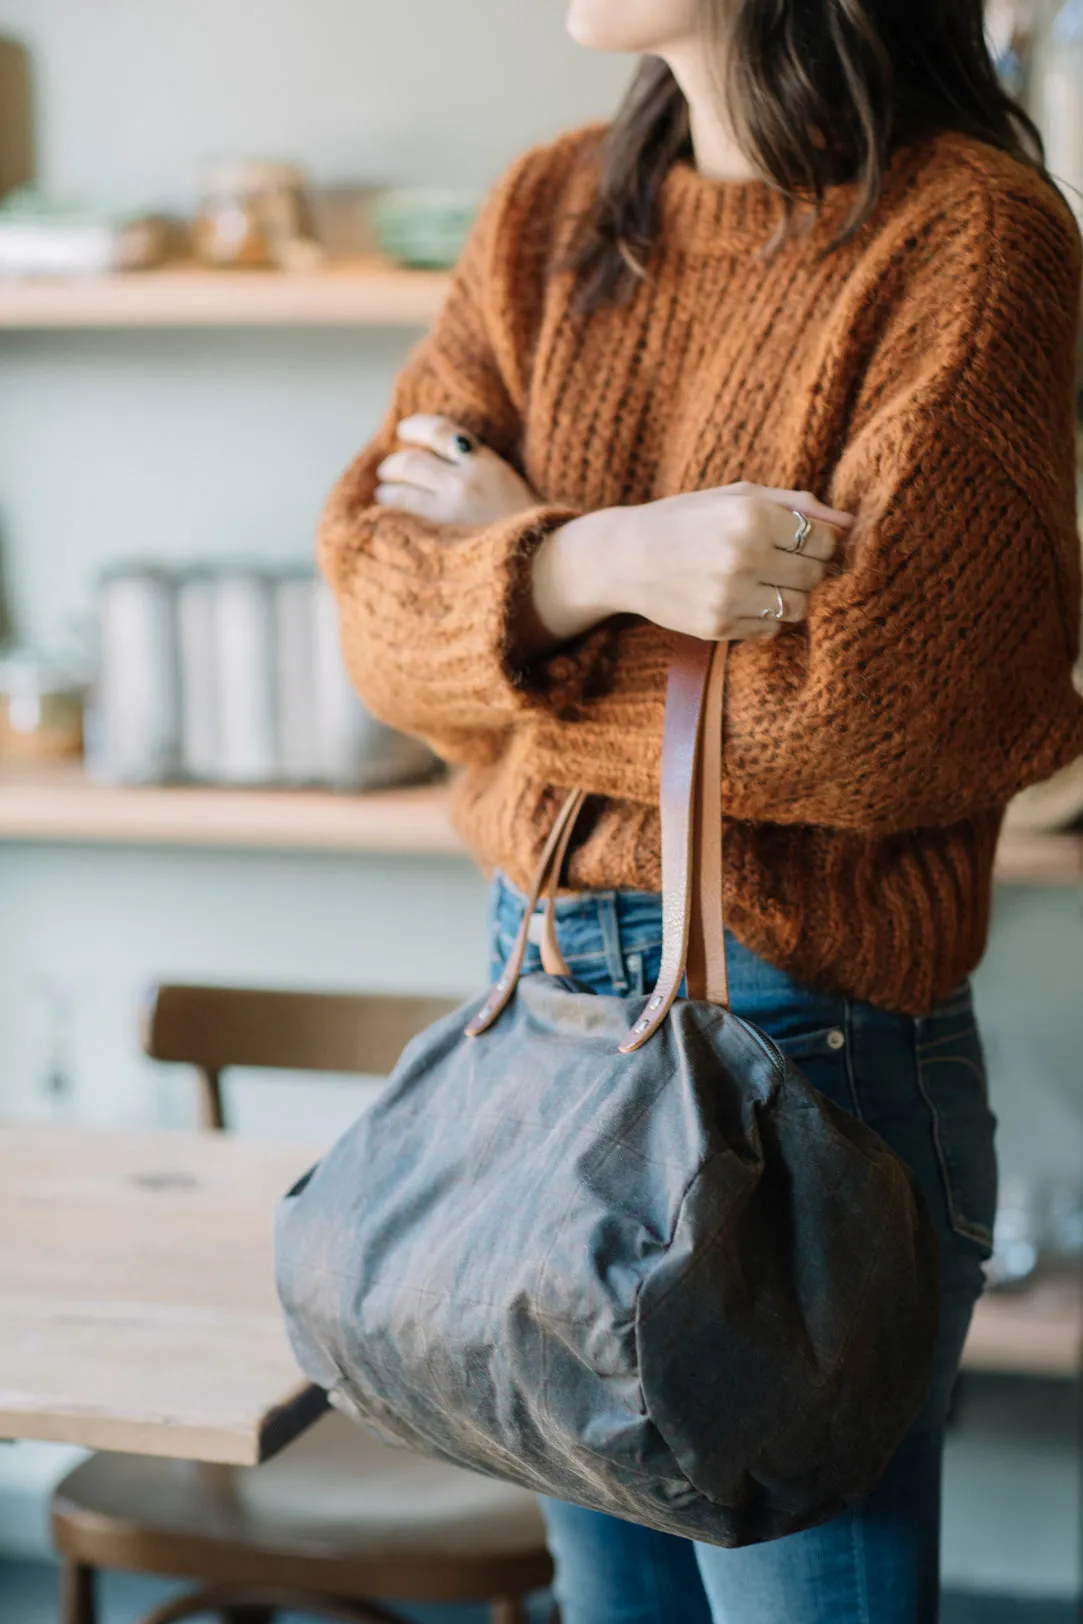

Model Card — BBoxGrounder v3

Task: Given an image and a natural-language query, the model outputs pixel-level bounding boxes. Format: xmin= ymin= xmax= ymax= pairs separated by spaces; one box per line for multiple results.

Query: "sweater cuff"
xmin=488 ymin=505 xmax=617 ymax=719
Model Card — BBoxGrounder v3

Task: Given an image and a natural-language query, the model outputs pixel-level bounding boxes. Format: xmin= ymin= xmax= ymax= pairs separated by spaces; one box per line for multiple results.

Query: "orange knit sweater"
xmin=319 ymin=125 xmax=1083 ymax=1015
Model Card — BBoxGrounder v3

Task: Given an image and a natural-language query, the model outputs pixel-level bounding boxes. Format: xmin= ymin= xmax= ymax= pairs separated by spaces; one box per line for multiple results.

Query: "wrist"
xmin=536 ymin=509 xmax=623 ymax=637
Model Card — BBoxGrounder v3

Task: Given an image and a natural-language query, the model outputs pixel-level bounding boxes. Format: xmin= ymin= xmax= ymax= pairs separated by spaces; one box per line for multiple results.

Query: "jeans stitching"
xmin=599 ymin=893 xmax=630 ymax=992
xmin=911 ymin=1020 xmax=994 ymax=1249
xmin=850 ymin=1505 xmax=873 ymax=1624
xmin=841 ymin=999 xmax=863 ymax=1122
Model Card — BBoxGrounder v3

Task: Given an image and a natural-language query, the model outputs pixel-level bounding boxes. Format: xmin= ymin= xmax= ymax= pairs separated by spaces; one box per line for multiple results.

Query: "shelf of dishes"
xmin=0 ymin=258 xmax=452 ymax=329
xmin=0 ymin=163 xmax=471 ymax=328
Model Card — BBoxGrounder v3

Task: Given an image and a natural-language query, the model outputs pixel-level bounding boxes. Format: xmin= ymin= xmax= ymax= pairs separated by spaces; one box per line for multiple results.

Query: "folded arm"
xmin=318 ymin=153 xmax=613 ymax=763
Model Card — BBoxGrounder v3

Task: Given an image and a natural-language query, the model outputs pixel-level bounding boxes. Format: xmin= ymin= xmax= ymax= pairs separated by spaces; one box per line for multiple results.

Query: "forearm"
xmin=514 ymin=509 xmax=622 ymax=661
xmin=322 ymin=463 xmax=622 ymax=748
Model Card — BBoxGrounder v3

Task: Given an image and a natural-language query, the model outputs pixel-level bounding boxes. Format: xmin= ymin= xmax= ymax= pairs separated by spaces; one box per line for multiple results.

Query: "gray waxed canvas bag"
xmin=275 ymin=635 xmax=940 ymax=1548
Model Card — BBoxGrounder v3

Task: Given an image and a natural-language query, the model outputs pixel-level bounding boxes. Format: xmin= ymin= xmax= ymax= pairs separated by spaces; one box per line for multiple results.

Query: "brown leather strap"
xmin=465 ymin=788 xmax=586 ymax=1038
xmin=618 ymin=635 xmax=715 ymax=1054
xmin=688 ymin=640 xmax=729 ymax=1007
xmin=539 ymin=793 xmax=587 ymax=976
xmin=468 ymin=635 xmax=730 ymax=1049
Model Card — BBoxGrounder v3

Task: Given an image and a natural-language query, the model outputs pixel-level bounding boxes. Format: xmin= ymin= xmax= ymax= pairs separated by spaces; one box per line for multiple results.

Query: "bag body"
xmin=275 ymin=637 xmax=941 ymax=1548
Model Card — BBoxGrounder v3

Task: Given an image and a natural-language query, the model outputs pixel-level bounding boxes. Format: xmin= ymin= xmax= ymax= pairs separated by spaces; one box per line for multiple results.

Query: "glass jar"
xmin=193 ymin=160 xmax=321 ymax=270
xmin=0 ymin=651 xmax=84 ymax=763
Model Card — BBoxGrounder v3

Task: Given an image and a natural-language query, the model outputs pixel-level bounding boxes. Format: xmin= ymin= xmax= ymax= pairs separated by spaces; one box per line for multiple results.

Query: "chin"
xmin=565 ymin=0 xmax=697 ymax=54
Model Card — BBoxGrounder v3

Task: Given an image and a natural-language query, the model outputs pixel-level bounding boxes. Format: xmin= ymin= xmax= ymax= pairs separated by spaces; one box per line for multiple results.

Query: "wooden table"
xmin=0 ymin=1125 xmax=326 ymax=1465
xmin=2 ymin=1123 xmax=1079 ymax=1478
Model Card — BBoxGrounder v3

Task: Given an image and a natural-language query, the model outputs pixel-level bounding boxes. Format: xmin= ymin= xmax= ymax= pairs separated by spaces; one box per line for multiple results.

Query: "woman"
xmin=319 ymin=2 xmax=1083 ymax=1619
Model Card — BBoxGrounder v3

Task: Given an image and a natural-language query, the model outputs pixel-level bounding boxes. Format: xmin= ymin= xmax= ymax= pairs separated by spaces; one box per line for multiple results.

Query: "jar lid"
xmin=202 ymin=160 xmax=308 ymax=195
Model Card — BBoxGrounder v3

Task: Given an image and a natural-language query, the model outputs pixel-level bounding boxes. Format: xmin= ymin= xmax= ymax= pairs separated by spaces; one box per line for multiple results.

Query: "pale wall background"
xmin=0 ymin=0 xmax=1079 ymax=1602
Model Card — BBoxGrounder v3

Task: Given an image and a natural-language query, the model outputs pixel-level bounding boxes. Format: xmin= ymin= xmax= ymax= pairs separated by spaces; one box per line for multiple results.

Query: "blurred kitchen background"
xmin=0 ymin=2 xmax=1081 ymax=1621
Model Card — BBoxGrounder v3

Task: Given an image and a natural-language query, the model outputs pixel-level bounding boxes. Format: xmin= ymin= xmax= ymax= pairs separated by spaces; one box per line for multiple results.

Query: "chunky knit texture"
xmin=320 ymin=125 xmax=1083 ymax=1015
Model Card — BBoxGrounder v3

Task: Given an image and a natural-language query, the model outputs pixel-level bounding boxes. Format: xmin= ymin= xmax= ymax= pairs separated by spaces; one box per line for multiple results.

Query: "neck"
xmin=662 ymin=44 xmax=761 ymax=183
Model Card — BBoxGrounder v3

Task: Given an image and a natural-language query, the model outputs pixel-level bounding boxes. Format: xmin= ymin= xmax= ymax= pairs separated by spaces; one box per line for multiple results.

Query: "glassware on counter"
xmin=0 ymin=650 xmax=85 ymax=762
xmin=193 ymin=161 xmax=323 ymax=271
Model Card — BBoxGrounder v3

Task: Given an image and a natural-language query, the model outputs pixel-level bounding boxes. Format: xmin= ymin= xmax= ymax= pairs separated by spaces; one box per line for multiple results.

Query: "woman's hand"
xmin=529 ymin=484 xmax=854 ymax=653
xmin=375 ymin=414 xmax=537 ymax=527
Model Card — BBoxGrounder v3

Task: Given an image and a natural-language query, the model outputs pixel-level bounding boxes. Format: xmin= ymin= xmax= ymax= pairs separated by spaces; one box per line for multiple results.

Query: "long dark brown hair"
xmin=573 ymin=0 xmax=1045 ymax=310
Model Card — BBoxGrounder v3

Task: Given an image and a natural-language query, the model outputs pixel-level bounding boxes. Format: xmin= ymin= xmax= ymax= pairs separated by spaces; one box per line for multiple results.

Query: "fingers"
xmin=771 ymin=488 xmax=853 ymax=532
xmin=761 ymin=546 xmax=829 ymax=594
xmin=396 ymin=413 xmax=477 ymax=464
xmin=730 ymin=617 xmax=786 ymax=642
xmin=719 ymin=484 xmax=852 ymax=562
xmin=376 ymin=448 xmax=452 ymax=494
xmin=765 ymin=504 xmax=845 ymax=565
xmin=373 ymin=482 xmax=443 ymax=520
xmin=735 ymin=484 xmax=853 ymax=533
xmin=740 ymin=582 xmax=808 ymax=627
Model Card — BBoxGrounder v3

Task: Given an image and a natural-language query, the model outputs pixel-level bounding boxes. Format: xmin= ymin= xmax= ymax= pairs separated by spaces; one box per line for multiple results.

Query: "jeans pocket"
xmin=772 ymin=1023 xmax=857 ymax=1120
xmin=915 ymin=1003 xmax=998 ymax=1255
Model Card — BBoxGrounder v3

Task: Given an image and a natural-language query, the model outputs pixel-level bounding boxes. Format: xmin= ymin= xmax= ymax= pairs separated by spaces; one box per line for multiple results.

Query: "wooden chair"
xmin=51 ymin=985 xmax=554 ymax=1624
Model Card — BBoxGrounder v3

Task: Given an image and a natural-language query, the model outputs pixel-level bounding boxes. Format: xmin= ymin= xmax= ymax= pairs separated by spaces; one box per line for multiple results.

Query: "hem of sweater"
xmin=450 ymin=773 xmax=1001 ymax=1019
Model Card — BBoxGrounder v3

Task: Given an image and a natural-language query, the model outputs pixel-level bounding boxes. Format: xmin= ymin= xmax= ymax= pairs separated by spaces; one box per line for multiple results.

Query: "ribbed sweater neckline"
xmin=657 ymin=155 xmax=895 ymax=258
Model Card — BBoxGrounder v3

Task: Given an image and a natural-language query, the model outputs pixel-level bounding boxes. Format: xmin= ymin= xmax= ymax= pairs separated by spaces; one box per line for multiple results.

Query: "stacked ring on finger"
xmin=760 ymin=586 xmax=786 ymax=622
xmin=784 ymin=510 xmax=813 ymax=554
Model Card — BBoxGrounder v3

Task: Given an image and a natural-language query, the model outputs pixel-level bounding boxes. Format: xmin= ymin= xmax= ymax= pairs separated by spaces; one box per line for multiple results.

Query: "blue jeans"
xmin=489 ymin=873 xmax=998 ymax=1624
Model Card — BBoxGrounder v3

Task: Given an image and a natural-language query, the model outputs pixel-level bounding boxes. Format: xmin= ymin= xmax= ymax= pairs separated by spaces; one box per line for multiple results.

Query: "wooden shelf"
xmin=0 ymin=764 xmax=464 ymax=855
xmin=0 ymin=765 xmax=1080 ymax=878
xmin=962 ymin=1271 xmax=1083 ymax=1378
xmin=0 ymin=258 xmax=451 ymax=329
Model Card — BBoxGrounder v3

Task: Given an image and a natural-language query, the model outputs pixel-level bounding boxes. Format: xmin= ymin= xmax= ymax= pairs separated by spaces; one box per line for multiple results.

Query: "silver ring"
xmin=760 ymin=586 xmax=786 ymax=622
xmin=785 ymin=510 xmax=812 ymax=554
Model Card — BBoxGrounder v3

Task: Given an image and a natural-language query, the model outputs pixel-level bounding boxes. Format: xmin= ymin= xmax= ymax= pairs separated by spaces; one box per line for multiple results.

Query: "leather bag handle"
xmin=464 ymin=788 xmax=586 ymax=1038
xmin=619 ymin=635 xmax=729 ymax=1053
xmin=467 ymin=634 xmax=729 ymax=1047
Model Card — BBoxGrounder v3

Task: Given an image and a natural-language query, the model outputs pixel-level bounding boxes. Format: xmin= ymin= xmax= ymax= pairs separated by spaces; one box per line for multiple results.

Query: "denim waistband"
xmin=488 ymin=869 xmax=973 ymax=1034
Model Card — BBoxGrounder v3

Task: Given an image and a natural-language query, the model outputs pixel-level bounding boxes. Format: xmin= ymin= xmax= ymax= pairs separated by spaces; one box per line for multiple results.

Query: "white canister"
xmin=273 ymin=568 xmax=320 ymax=784
xmin=311 ymin=577 xmax=436 ymax=790
xmin=211 ymin=570 xmax=277 ymax=785
xmin=89 ymin=567 xmax=180 ymax=784
xmin=176 ymin=571 xmax=219 ymax=782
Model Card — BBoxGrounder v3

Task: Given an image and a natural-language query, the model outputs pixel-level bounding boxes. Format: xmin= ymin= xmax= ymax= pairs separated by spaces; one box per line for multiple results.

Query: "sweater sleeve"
xmin=318 ymin=143 xmax=613 ymax=764
xmin=717 ymin=180 xmax=1083 ymax=835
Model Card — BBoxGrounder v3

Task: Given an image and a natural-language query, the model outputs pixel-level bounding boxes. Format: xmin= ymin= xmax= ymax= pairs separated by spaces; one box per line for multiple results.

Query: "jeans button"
xmin=827 ymin=1028 xmax=846 ymax=1050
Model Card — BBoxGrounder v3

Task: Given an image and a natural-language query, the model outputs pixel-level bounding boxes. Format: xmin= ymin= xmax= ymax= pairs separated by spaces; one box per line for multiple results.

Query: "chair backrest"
xmin=142 ymin=984 xmax=460 ymax=1130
